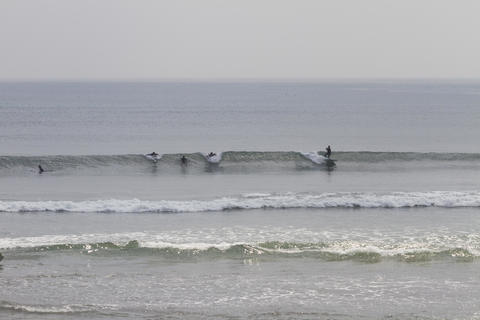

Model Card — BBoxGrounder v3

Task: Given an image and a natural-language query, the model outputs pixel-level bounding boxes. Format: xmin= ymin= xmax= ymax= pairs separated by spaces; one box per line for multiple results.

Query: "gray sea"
xmin=1 ymin=81 xmax=480 ymax=319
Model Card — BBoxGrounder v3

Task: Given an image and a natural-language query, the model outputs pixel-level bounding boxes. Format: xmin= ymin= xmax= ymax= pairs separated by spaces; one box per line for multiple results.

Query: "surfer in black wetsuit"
xmin=147 ymin=152 xmax=158 ymax=157
xmin=325 ymin=145 xmax=332 ymax=158
xmin=181 ymin=155 xmax=187 ymax=165
xmin=208 ymin=152 xmax=216 ymax=157
xmin=38 ymin=165 xmax=44 ymax=174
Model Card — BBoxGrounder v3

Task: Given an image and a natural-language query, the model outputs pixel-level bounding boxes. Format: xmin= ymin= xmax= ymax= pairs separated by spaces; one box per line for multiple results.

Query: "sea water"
xmin=1 ymin=81 xmax=480 ymax=319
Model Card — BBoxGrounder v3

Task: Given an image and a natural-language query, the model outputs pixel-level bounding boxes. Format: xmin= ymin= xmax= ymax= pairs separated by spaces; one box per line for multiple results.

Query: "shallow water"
xmin=2 ymin=208 xmax=480 ymax=319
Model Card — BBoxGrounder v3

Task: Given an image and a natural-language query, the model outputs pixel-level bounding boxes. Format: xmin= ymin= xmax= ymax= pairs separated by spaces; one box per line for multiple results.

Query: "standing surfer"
xmin=325 ymin=145 xmax=332 ymax=158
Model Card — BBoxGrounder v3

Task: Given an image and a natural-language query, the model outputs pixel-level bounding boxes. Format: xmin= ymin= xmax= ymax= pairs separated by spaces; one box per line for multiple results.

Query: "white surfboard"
xmin=145 ymin=154 xmax=162 ymax=163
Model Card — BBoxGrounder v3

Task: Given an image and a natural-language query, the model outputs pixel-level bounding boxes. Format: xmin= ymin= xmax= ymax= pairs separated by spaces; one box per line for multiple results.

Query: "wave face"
xmin=334 ymin=151 xmax=480 ymax=162
xmin=0 ymin=152 xmax=327 ymax=175
xmin=0 ymin=151 xmax=327 ymax=168
xmin=1 ymin=191 xmax=480 ymax=213
xmin=2 ymin=151 xmax=480 ymax=175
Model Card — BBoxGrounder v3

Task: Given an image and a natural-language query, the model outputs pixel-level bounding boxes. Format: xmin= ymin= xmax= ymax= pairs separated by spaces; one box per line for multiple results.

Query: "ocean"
xmin=1 ymin=81 xmax=480 ymax=319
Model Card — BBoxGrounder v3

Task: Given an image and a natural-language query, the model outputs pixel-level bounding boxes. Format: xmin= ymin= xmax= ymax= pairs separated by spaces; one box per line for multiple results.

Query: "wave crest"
xmin=3 ymin=151 xmax=480 ymax=175
xmin=2 ymin=191 xmax=480 ymax=213
xmin=4 ymin=240 xmax=477 ymax=263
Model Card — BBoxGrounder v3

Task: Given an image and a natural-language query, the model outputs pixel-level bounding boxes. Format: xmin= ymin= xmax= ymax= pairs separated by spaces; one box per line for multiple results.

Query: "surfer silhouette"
xmin=38 ymin=165 xmax=44 ymax=174
xmin=147 ymin=152 xmax=158 ymax=157
xmin=325 ymin=145 xmax=332 ymax=158
xmin=181 ymin=155 xmax=187 ymax=165
xmin=208 ymin=152 xmax=216 ymax=157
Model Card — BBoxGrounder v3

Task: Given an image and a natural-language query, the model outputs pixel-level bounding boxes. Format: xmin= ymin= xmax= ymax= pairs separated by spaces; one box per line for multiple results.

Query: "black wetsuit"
xmin=325 ymin=146 xmax=332 ymax=158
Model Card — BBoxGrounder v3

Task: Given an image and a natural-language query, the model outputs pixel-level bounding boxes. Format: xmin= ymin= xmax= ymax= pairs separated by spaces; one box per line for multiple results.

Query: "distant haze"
xmin=1 ymin=0 xmax=480 ymax=80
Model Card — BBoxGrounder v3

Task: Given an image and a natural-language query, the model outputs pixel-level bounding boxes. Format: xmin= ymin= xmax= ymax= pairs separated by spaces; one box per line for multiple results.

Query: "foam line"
xmin=2 ymin=191 xmax=480 ymax=213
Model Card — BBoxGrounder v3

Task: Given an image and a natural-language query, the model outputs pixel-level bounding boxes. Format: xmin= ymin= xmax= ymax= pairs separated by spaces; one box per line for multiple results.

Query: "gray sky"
xmin=1 ymin=0 xmax=480 ymax=80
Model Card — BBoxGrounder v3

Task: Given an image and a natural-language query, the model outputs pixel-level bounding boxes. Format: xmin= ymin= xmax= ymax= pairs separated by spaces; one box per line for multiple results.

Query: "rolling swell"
xmin=0 ymin=151 xmax=318 ymax=169
xmin=2 ymin=191 xmax=480 ymax=213
xmin=0 ymin=151 xmax=328 ymax=175
xmin=333 ymin=151 xmax=480 ymax=162
xmin=1 ymin=151 xmax=480 ymax=174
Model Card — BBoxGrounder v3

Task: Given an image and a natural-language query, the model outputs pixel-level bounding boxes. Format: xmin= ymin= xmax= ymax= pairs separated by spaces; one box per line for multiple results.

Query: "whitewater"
xmin=2 ymin=191 xmax=480 ymax=213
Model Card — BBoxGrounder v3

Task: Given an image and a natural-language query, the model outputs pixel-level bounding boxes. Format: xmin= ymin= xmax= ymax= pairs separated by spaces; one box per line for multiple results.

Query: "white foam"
xmin=1 ymin=219 xmax=479 ymax=258
xmin=0 ymin=232 xmax=242 ymax=251
xmin=2 ymin=191 xmax=480 ymax=214
xmin=202 ymin=152 xmax=222 ymax=163
xmin=243 ymin=193 xmax=272 ymax=198
xmin=300 ymin=151 xmax=329 ymax=164
xmin=2 ymin=229 xmax=479 ymax=259
xmin=0 ymin=301 xmax=95 ymax=313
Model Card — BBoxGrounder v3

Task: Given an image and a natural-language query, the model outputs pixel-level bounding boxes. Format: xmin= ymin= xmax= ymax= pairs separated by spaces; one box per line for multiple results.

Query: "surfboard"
xmin=145 ymin=154 xmax=161 ymax=163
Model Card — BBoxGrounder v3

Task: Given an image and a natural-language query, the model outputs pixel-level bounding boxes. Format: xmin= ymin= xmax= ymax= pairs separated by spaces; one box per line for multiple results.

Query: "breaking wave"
xmin=0 ymin=300 xmax=118 ymax=316
xmin=2 ymin=239 xmax=478 ymax=263
xmin=0 ymin=301 xmax=94 ymax=314
xmin=2 ymin=151 xmax=480 ymax=175
xmin=1 ymin=191 xmax=480 ymax=213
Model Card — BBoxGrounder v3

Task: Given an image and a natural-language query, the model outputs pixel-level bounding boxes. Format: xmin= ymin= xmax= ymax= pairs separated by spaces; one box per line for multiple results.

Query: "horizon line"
xmin=1 ymin=77 xmax=480 ymax=83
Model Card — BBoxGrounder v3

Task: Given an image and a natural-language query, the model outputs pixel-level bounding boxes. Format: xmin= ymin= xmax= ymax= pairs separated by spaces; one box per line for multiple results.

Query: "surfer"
xmin=181 ymin=155 xmax=187 ymax=165
xmin=325 ymin=145 xmax=332 ymax=158
xmin=147 ymin=152 xmax=159 ymax=157
xmin=38 ymin=165 xmax=44 ymax=174
xmin=208 ymin=152 xmax=216 ymax=157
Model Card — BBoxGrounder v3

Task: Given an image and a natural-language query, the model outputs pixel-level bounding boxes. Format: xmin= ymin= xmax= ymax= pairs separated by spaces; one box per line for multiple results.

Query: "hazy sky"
xmin=1 ymin=0 xmax=480 ymax=80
